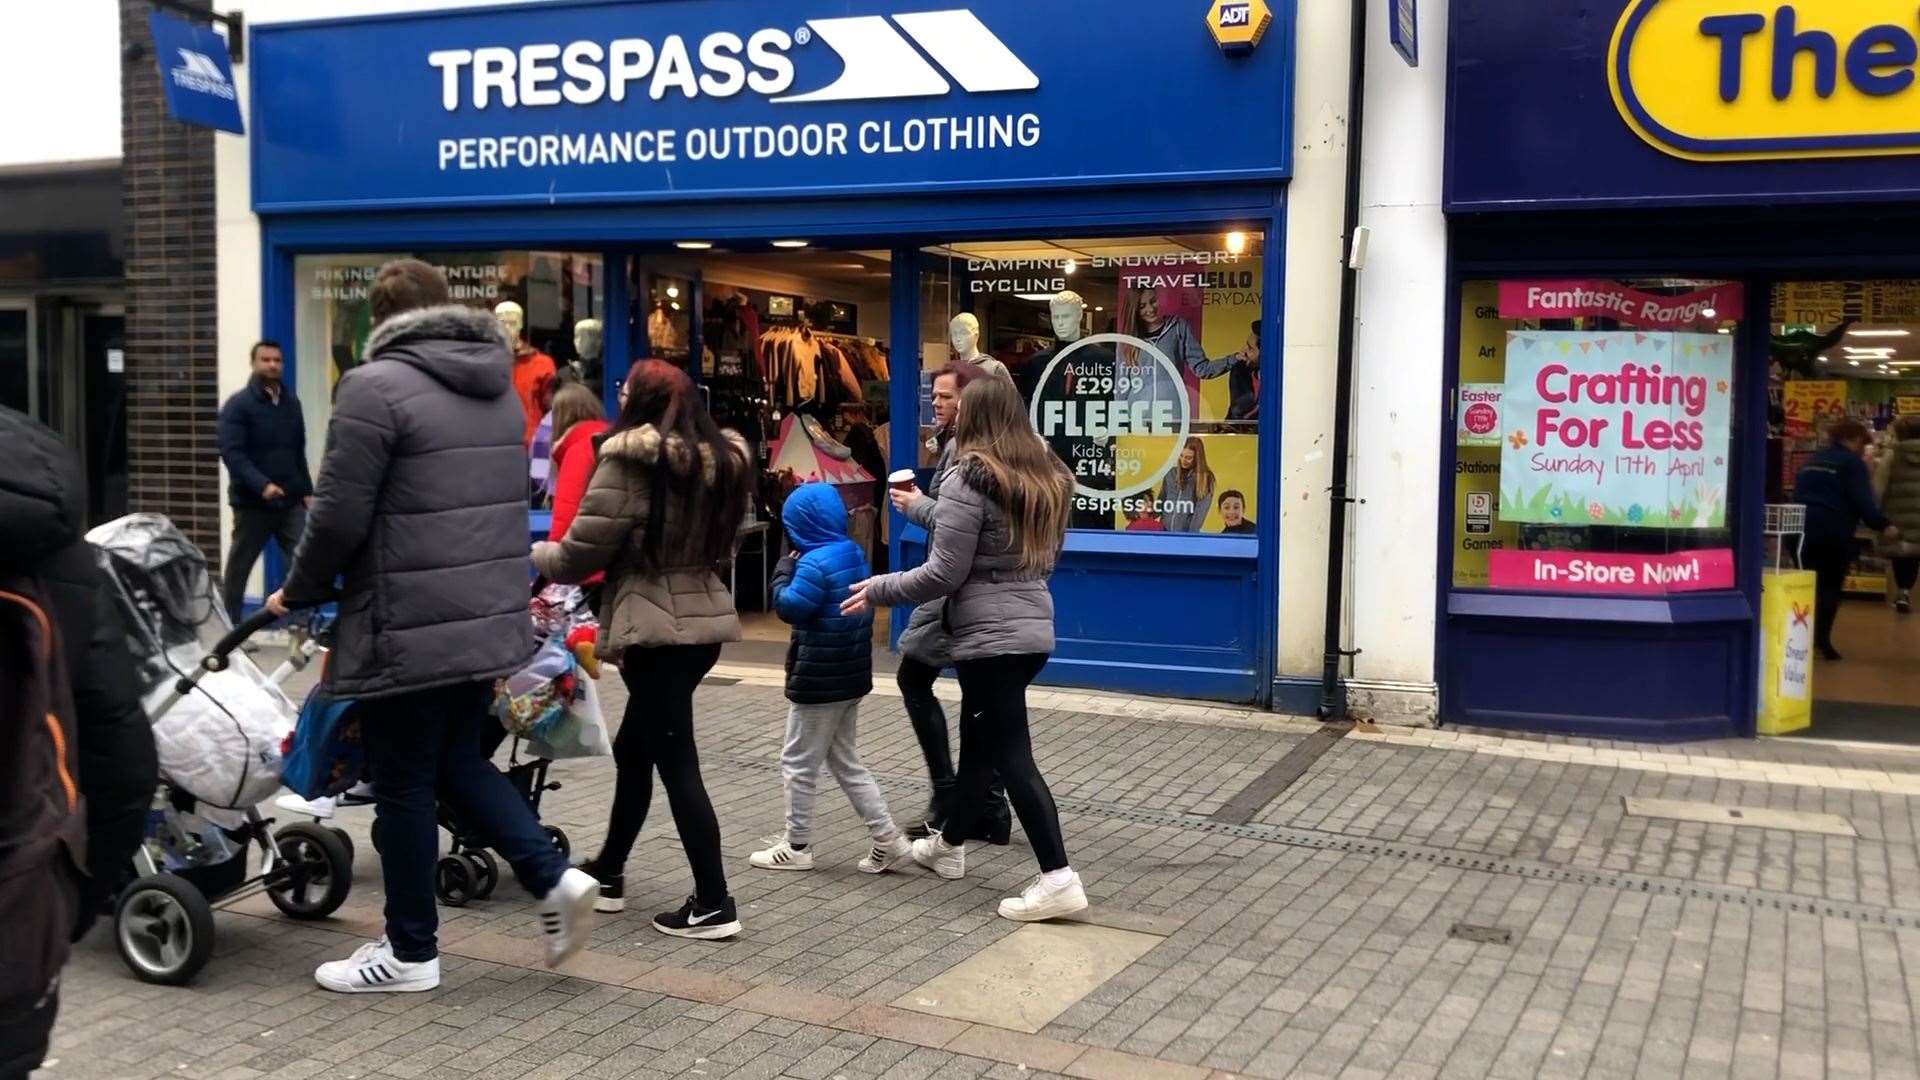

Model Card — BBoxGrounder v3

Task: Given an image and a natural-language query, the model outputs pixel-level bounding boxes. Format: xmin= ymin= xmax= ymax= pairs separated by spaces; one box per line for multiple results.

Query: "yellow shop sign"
xmin=1610 ymin=0 xmax=1920 ymax=160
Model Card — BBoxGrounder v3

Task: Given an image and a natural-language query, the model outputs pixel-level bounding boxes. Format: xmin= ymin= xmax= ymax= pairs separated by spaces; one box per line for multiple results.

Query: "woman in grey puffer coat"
xmin=850 ymin=377 xmax=1090 ymax=924
xmin=891 ymin=362 xmax=1012 ymax=842
xmin=1877 ymin=415 xmax=1920 ymax=612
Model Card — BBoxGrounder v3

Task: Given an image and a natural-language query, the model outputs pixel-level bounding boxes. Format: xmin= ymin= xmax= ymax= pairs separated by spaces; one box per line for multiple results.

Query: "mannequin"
xmin=496 ymin=300 xmax=555 ymax=446
xmin=1027 ymin=290 xmax=1115 ymax=529
xmin=572 ymin=317 xmax=603 ymax=386
xmin=1049 ymin=290 xmax=1087 ymax=344
xmin=946 ymin=313 xmax=1010 ymax=380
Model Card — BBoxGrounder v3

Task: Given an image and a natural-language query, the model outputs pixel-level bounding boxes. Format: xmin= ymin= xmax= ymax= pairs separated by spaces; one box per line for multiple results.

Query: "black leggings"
xmin=1804 ymin=539 xmax=1853 ymax=650
xmin=603 ymin=643 xmax=727 ymax=906
xmin=897 ymin=656 xmax=952 ymax=782
xmin=1894 ymin=557 xmax=1919 ymax=592
xmin=942 ymin=653 xmax=1067 ymax=872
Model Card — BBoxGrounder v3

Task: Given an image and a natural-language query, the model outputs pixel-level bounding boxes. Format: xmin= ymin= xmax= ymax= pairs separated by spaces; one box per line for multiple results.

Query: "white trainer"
xmin=910 ymin=836 xmax=965 ymax=879
xmin=314 ymin=939 xmax=440 ymax=993
xmin=858 ymin=835 xmax=913 ymax=875
xmin=749 ymin=839 xmax=815 ymax=871
xmin=275 ymin=793 xmax=337 ymax=819
xmin=998 ymin=873 xmax=1089 ymax=923
xmin=537 ymin=868 xmax=600 ymax=967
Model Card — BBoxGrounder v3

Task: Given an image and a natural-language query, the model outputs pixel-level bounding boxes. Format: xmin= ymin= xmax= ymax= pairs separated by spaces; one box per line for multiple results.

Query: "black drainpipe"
xmin=1319 ymin=0 xmax=1369 ymax=720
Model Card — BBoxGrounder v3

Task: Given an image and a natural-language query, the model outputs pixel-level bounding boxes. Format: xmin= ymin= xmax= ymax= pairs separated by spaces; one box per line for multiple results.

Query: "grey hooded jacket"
xmin=865 ymin=455 xmax=1062 ymax=662
xmin=280 ymin=304 xmax=536 ymax=698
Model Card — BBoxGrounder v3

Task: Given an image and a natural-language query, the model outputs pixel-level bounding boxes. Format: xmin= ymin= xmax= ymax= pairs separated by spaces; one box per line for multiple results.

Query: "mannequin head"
xmin=573 ymin=318 xmax=604 ymax=361
xmin=493 ymin=301 xmax=526 ymax=344
xmin=948 ymin=313 xmax=983 ymax=360
xmin=1050 ymin=291 xmax=1086 ymax=343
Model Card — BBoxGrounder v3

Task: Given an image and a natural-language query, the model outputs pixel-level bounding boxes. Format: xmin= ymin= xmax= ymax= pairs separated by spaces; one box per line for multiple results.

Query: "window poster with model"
xmin=922 ymin=233 xmax=1264 ymax=535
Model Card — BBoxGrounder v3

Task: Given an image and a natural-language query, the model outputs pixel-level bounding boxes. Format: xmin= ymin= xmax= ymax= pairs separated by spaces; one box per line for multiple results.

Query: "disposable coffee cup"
xmin=888 ymin=469 xmax=917 ymax=492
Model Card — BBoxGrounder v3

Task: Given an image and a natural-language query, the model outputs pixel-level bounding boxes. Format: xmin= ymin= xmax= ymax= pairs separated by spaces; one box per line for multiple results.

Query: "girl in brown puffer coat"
xmin=533 ymin=360 xmax=751 ymax=940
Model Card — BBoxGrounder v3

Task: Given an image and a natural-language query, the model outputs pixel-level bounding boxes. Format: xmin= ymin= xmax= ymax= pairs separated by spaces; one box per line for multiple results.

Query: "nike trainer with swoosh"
xmin=653 ymin=895 xmax=742 ymax=940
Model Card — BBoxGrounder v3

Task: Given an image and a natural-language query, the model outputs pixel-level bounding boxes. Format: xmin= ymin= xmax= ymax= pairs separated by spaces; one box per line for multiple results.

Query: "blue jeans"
xmin=362 ymin=682 xmax=566 ymax=962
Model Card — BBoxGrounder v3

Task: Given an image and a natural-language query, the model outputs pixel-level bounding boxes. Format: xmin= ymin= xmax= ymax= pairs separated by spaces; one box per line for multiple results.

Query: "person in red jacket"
xmin=547 ymin=383 xmax=611 ymax=598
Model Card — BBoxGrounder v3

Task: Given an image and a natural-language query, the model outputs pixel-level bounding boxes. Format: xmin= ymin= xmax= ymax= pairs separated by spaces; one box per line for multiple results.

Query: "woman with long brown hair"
xmin=846 ymin=377 xmax=1087 ymax=922
xmin=1159 ymin=436 xmax=1216 ymax=532
xmin=535 ymin=360 xmax=751 ymax=939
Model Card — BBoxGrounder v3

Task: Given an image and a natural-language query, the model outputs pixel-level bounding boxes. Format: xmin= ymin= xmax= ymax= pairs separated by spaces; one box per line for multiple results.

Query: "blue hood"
xmin=783 ymin=483 xmax=849 ymax=552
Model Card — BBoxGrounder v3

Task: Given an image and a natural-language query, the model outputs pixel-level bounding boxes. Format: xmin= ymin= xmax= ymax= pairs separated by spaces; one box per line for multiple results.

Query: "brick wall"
xmin=120 ymin=0 xmax=222 ymax=565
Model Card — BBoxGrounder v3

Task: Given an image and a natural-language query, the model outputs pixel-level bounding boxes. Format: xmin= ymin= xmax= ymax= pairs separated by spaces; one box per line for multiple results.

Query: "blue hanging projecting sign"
xmin=1389 ymin=0 xmax=1417 ymax=67
xmin=149 ymin=11 xmax=244 ymax=134
xmin=249 ymin=0 xmax=1296 ymax=213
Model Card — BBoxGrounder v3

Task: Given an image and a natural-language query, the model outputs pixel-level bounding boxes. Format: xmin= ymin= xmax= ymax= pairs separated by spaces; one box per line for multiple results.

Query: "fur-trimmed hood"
xmin=952 ymin=450 xmax=1072 ymax=509
xmin=600 ymin=424 xmax=750 ymax=482
xmin=364 ymin=303 xmax=515 ymax=400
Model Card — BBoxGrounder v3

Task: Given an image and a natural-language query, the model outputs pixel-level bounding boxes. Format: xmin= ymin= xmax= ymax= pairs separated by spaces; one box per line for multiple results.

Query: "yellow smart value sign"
xmin=1610 ymin=1 xmax=1920 ymax=161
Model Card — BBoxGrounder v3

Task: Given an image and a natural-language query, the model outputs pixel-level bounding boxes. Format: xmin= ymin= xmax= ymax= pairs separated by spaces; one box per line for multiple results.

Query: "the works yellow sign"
xmin=1610 ymin=0 xmax=1920 ymax=160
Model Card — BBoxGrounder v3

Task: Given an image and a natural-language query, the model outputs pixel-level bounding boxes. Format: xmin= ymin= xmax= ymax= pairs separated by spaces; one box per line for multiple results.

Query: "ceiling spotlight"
xmin=666 ymin=286 xmax=679 ymax=299
xmin=1849 ymin=359 xmax=1861 ymax=367
xmin=674 ymin=241 xmax=713 ymax=250
xmin=1717 ymin=327 xmax=1731 ymax=335
xmin=1225 ymin=231 xmax=1249 ymax=256
xmin=771 ymin=240 xmax=811 ymax=249
xmin=1063 ymin=259 xmax=1078 ymax=275
xmin=1701 ymin=307 xmax=1717 ymax=319
xmin=1819 ymin=355 xmax=1831 ymax=363
xmin=1849 ymin=328 xmax=1911 ymax=337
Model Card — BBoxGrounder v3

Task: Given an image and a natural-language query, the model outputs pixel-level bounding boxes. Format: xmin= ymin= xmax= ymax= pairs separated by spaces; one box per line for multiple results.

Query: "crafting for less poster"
xmin=1499 ymin=331 xmax=1732 ymax=528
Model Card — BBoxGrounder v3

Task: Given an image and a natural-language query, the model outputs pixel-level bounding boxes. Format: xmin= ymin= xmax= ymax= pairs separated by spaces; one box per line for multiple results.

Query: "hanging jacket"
xmin=281 ymin=304 xmax=537 ymax=698
xmin=533 ymin=424 xmax=748 ymax=655
xmin=770 ymin=483 xmax=873 ymax=704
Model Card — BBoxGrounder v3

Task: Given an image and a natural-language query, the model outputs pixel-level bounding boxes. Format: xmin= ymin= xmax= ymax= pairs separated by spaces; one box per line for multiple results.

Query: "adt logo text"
xmin=1207 ymin=0 xmax=1272 ymax=53
xmin=1220 ymin=3 xmax=1251 ymax=26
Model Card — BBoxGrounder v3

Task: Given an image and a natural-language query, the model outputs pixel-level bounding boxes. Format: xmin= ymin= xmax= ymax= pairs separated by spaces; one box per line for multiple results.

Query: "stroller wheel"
xmin=435 ymin=855 xmax=476 ymax=907
xmin=115 ymin=875 xmax=215 ymax=986
xmin=465 ymin=850 xmax=500 ymax=900
xmin=544 ymin=826 xmax=571 ymax=860
xmin=328 ymin=827 xmax=355 ymax=864
xmin=268 ymin=823 xmax=353 ymax=920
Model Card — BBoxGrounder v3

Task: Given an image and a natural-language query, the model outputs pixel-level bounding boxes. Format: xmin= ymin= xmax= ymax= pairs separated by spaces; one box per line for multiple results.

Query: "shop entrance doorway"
xmin=1772 ymin=280 xmax=1920 ymax=744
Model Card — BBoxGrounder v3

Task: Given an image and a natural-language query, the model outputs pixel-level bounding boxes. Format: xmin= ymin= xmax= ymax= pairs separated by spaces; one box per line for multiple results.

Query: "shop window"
xmin=921 ymin=232 xmax=1265 ymax=535
xmin=1451 ymin=278 xmax=1743 ymax=593
xmin=293 ymin=251 xmax=604 ymax=470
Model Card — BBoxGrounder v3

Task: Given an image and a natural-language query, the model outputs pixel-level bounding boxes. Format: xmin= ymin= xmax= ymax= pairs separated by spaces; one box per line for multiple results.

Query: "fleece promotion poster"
xmin=1499 ymin=331 xmax=1733 ymax=529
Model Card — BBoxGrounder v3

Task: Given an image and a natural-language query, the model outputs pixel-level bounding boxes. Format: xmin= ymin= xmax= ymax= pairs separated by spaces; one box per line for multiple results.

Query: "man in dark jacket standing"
xmin=217 ymin=341 xmax=312 ymax=623
xmin=1793 ymin=419 xmax=1899 ymax=660
xmin=268 ymin=260 xmax=596 ymax=993
xmin=0 ymin=405 xmax=157 ymax=1076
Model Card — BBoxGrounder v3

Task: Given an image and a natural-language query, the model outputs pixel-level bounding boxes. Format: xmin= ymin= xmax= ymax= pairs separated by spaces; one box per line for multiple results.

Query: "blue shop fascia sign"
xmin=251 ymin=0 xmax=1297 ymax=214
xmin=1446 ymin=0 xmax=1920 ymax=211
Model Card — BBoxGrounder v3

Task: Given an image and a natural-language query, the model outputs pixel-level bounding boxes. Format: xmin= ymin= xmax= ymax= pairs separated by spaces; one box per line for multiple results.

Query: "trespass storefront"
xmin=245 ymin=0 xmax=1298 ymax=704
xmin=1441 ymin=0 xmax=1920 ymax=739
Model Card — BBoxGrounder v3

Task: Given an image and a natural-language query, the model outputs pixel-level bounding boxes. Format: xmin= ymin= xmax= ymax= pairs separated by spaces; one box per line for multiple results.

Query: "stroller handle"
xmin=203 ymin=593 xmax=332 ymax=672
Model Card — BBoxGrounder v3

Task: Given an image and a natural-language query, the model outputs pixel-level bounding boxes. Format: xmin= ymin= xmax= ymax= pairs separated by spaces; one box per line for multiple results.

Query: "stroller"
xmin=431 ymin=581 xmax=599 ymax=906
xmin=87 ymin=514 xmax=354 ymax=986
xmin=290 ymin=583 xmax=587 ymax=908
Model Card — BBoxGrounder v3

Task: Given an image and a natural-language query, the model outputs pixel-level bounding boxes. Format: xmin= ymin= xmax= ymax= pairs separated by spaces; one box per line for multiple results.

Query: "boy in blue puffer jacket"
xmin=752 ymin=483 xmax=911 ymax=874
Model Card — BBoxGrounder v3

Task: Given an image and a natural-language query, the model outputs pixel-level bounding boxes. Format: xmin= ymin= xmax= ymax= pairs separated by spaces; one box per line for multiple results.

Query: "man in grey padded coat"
xmin=270 ymin=259 xmax=597 ymax=993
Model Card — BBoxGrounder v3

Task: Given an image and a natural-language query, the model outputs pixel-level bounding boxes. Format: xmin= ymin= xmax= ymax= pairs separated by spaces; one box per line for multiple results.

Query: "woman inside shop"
xmin=887 ymin=360 xmax=1012 ymax=845
xmin=1794 ymin=419 xmax=1900 ymax=661
xmin=1878 ymin=414 xmax=1920 ymax=615
xmin=847 ymin=377 xmax=1088 ymax=923
xmin=1159 ymin=437 xmax=1217 ymax=532
xmin=533 ymin=360 xmax=752 ymax=940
